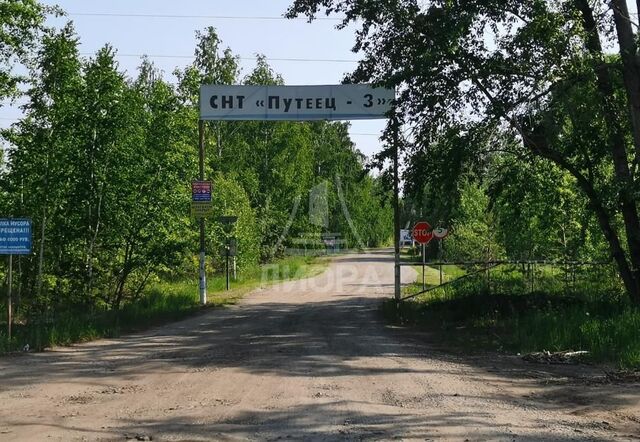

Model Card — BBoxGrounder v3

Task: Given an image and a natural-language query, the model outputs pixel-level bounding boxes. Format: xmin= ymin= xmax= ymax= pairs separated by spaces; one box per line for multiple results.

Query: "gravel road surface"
xmin=1 ymin=250 xmax=639 ymax=441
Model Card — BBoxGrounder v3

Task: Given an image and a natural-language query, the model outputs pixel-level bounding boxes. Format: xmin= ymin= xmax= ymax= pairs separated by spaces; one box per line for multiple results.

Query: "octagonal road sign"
xmin=412 ymin=221 xmax=433 ymax=245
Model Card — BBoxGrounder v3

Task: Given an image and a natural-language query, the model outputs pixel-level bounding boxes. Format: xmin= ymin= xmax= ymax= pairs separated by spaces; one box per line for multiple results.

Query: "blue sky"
xmin=1 ymin=0 xmax=387 ymax=158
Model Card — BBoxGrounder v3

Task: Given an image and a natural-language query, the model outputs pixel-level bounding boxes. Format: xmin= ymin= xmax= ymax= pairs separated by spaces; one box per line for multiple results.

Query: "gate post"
xmin=393 ymin=113 xmax=401 ymax=302
xmin=198 ymin=120 xmax=207 ymax=305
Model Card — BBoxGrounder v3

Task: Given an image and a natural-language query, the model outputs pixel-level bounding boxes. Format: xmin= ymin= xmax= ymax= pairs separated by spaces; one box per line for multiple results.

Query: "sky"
xmin=0 ymin=0 xmax=387 ymax=159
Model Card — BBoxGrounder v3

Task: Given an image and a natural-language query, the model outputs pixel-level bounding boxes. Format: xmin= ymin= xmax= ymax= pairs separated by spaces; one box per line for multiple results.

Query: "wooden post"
xmin=439 ymin=239 xmax=443 ymax=285
xmin=422 ymin=243 xmax=426 ymax=290
xmin=530 ymin=262 xmax=535 ymax=293
xmin=226 ymin=246 xmax=230 ymax=291
xmin=7 ymin=255 xmax=12 ymax=341
xmin=233 ymin=256 xmax=237 ymax=281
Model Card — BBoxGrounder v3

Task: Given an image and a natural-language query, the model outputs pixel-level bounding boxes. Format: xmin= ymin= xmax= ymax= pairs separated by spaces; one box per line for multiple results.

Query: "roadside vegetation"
xmin=0 ymin=256 xmax=326 ymax=352
xmin=384 ymin=263 xmax=640 ymax=369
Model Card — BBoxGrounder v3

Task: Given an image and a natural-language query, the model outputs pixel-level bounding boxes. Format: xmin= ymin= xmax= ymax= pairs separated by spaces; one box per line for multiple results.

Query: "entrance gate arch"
xmin=196 ymin=84 xmax=400 ymax=304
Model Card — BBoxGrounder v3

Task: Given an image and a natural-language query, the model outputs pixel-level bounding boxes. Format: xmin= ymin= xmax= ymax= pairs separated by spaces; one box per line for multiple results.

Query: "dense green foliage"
xmin=0 ymin=0 xmax=49 ymax=101
xmin=0 ymin=9 xmax=392 ymax=346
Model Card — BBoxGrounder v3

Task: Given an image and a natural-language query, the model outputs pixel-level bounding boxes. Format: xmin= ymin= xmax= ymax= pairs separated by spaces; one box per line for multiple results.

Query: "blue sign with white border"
xmin=0 ymin=218 xmax=32 ymax=255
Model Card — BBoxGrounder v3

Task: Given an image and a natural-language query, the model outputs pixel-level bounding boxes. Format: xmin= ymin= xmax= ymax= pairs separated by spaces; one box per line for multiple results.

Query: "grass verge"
xmin=385 ymin=264 xmax=640 ymax=369
xmin=0 ymin=255 xmax=328 ymax=353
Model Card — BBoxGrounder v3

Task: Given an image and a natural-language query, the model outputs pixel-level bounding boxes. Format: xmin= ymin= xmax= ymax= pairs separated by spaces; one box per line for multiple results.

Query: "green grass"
xmin=386 ymin=263 xmax=640 ymax=369
xmin=0 ymin=255 xmax=328 ymax=353
xmin=410 ymin=263 xmax=466 ymax=289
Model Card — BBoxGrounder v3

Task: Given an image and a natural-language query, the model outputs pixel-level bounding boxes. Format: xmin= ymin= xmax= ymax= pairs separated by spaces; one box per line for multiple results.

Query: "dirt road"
xmin=1 ymin=251 xmax=639 ymax=441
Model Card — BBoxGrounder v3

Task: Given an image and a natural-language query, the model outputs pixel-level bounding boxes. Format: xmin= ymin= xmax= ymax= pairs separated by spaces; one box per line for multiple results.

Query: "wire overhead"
xmin=67 ymin=12 xmax=343 ymax=21
xmin=78 ymin=52 xmax=358 ymax=63
xmin=65 ymin=12 xmax=358 ymax=64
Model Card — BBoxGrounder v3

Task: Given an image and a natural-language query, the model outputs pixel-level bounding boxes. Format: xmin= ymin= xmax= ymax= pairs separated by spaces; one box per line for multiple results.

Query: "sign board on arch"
xmin=199 ymin=84 xmax=394 ymax=121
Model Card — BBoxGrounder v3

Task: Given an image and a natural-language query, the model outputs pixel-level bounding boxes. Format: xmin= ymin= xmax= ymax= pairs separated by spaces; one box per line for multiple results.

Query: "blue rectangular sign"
xmin=0 ymin=218 xmax=32 ymax=255
xmin=192 ymin=181 xmax=212 ymax=202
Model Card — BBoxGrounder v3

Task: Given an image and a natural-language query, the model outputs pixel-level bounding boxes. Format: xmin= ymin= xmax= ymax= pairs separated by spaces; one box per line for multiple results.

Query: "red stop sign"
xmin=412 ymin=221 xmax=433 ymax=244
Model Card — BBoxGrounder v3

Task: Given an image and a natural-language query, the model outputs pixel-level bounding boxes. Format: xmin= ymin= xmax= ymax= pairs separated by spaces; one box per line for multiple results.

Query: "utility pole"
xmin=198 ymin=120 xmax=207 ymax=305
xmin=393 ymin=113 xmax=401 ymax=303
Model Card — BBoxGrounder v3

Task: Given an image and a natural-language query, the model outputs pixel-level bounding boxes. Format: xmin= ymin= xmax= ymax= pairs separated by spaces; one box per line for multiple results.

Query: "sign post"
xmin=218 ymin=217 xmax=238 ymax=291
xmin=227 ymin=238 xmax=237 ymax=290
xmin=226 ymin=242 xmax=230 ymax=291
xmin=0 ymin=218 xmax=32 ymax=340
xmin=7 ymin=254 xmax=11 ymax=340
xmin=433 ymin=227 xmax=449 ymax=285
xmin=392 ymin=112 xmax=402 ymax=303
xmin=198 ymin=121 xmax=207 ymax=305
xmin=412 ymin=221 xmax=433 ymax=290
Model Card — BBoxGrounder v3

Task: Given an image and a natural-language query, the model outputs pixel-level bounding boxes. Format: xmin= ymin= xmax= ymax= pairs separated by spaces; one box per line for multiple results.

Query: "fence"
xmin=400 ymin=259 xmax=618 ymax=301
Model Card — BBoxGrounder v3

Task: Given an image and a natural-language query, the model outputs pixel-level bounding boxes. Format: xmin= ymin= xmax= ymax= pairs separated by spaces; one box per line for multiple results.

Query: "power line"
xmin=79 ymin=52 xmax=359 ymax=63
xmin=67 ymin=12 xmax=343 ymax=21
xmin=0 ymin=116 xmax=381 ymax=135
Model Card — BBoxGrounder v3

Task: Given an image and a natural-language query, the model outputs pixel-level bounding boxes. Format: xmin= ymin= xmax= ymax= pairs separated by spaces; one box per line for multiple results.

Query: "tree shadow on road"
xmin=1 ymin=290 xmax=639 ymax=440
xmin=5 ymin=402 xmax=621 ymax=442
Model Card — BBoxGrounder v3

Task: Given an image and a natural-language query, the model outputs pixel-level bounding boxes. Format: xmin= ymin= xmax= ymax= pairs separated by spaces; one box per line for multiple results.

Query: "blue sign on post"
xmin=0 ymin=218 xmax=32 ymax=255
xmin=192 ymin=181 xmax=212 ymax=202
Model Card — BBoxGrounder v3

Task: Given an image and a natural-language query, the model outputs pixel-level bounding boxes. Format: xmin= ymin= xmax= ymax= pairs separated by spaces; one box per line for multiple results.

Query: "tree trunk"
xmin=133 ymin=269 xmax=153 ymax=299
xmin=36 ymin=207 xmax=46 ymax=297
xmin=36 ymin=124 xmax=54 ymax=298
xmin=575 ymin=0 xmax=640 ymax=303
xmin=571 ymin=171 xmax=638 ymax=301
xmin=85 ymin=124 xmax=98 ymax=294
xmin=86 ymin=188 xmax=103 ymax=294
xmin=610 ymin=0 xmax=640 ymax=162
xmin=112 ymin=240 xmax=134 ymax=310
xmin=15 ymin=257 xmax=21 ymax=316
